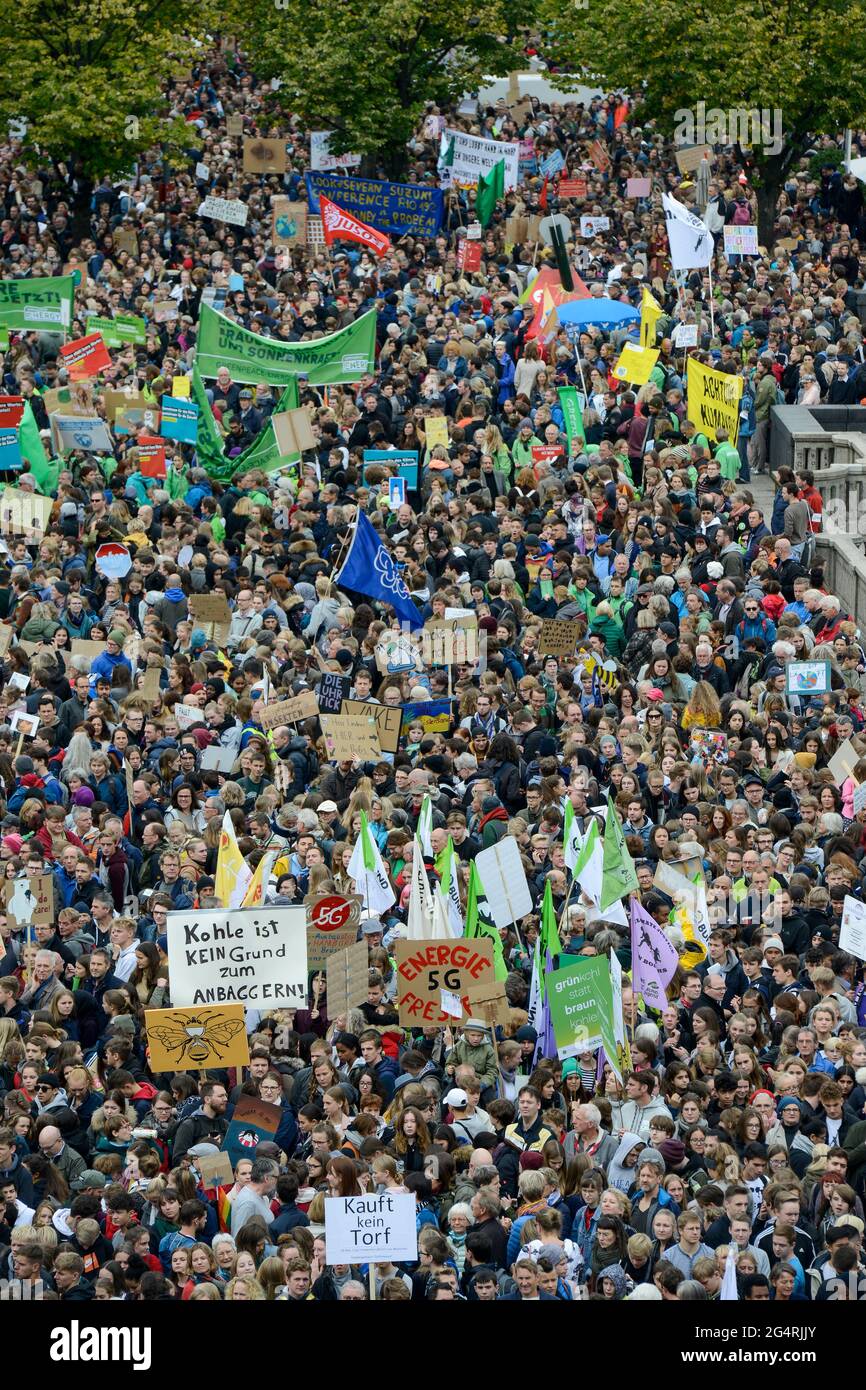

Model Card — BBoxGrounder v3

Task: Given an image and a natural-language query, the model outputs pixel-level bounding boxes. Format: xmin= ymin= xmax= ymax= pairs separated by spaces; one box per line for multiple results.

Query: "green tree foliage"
xmin=0 ymin=0 xmax=197 ymax=228
xmin=242 ymin=0 xmax=538 ymax=175
xmin=551 ymin=0 xmax=866 ymax=242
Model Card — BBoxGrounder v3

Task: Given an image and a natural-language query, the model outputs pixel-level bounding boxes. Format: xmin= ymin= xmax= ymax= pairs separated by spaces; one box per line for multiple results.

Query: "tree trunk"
xmin=69 ymin=169 xmax=94 ymax=245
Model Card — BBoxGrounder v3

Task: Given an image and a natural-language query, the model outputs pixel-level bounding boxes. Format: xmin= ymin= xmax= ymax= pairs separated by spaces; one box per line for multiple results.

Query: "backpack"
xmin=732 ymin=200 xmax=751 ymax=225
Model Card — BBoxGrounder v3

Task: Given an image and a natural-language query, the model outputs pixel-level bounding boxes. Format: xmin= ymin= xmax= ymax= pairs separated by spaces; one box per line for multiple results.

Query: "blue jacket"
xmin=734 ymin=614 xmax=777 ymax=646
xmin=90 ymin=649 xmax=132 ymax=684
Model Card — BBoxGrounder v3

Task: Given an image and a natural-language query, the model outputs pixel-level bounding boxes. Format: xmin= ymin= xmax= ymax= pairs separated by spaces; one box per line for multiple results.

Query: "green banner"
xmin=547 ymin=955 xmax=614 ymax=1059
xmin=86 ymin=313 xmax=147 ymax=347
xmin=558 ymin=386 xmax=585 ymax=450
xmin=0 ymin=274 xmax=75 ymax=332
xmin=190 ymin=366 xmax=301 ymax=482
xmin=240 ymin=378 xmax=301 ymax=474
xmin=195 ymin=303 xmax=377 ymax=386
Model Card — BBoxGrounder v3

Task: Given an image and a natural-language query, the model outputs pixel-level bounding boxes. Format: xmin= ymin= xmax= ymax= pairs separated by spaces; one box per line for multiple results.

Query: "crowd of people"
xmin=0 ymin=37 xmax=865 ymax=1307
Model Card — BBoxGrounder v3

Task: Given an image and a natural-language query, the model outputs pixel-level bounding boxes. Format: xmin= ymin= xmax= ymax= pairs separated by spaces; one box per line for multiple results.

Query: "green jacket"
xmin=754 ymin=373 xmax=778 ymax=422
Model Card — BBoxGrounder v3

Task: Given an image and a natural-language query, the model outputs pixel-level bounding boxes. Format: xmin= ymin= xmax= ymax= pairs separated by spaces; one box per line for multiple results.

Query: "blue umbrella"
xmin=556 ymin=297 xmax=640 ymax=329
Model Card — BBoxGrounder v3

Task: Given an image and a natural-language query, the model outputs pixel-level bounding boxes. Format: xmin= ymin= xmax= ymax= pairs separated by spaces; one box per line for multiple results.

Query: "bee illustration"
xmin=148 ymin=1012 xmax=245 ymax=1065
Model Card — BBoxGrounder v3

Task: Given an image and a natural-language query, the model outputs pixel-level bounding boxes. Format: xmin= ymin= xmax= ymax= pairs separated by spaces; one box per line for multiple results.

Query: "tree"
xmin=0 ymin=0 xmax=198 ymax=236
xmin=240 ymin=0 xmax=539 ymax=178
xmin=555 ymin=0 xmax=866 ymax=245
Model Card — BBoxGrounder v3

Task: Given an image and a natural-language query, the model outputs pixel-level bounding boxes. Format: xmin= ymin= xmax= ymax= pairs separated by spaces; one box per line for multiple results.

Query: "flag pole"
xmin=706 ymin=258 xmax=716 ymax=339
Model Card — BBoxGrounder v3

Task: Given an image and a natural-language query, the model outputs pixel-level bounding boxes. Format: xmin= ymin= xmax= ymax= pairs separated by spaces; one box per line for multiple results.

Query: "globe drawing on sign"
xmin=275 ymin=213 xmax=297 ymax=239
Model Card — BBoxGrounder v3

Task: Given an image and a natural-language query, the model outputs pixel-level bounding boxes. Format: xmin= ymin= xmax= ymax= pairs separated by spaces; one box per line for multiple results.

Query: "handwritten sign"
xmin=394 ymin=938 xmax=494 ymax=1025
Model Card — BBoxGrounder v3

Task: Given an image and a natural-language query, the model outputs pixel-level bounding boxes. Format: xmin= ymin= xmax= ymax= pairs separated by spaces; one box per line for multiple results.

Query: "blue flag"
xmin=336 ymin=509 xmax=423 ymax=629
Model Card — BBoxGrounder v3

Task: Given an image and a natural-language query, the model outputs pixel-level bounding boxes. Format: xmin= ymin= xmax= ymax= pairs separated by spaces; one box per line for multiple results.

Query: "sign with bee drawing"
xmin=144 ymin=1004 xmax=250 ymax=1071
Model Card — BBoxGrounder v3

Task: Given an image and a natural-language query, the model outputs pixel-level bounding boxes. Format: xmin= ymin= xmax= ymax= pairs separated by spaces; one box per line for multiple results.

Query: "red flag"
xmin=614 ymin=100 xmax=629 ymax=129
xmin=319 ymin=193 xmax=390 ymax=258
xmin=539 ymin=174 xmax=549 ymax=211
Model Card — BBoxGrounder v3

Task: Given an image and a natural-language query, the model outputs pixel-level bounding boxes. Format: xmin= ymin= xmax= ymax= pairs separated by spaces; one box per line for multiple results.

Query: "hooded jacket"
xmin=607 ymin=1132 xmax=646 ymax=1192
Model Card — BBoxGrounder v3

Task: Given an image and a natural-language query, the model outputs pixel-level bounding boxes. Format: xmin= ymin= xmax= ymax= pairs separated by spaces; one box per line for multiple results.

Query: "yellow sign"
xmin=425 ymin=416 xmax=450 ymax=451
xmin=144 ymin=1004 xmax=249 ymax=1071
xmin=687 ymin=359 xmax=743 ymax=442
xmin=173 ymin=376 xmax=191 ymax=399
xmin=612 ymin=342 xmax=659 ymax=386
xmin=640 ymin=286 xmax=663 ymax=348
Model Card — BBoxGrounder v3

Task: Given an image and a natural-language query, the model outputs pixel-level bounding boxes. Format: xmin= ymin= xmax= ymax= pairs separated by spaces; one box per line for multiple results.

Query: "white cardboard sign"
xmin=475 ymin=835 xmax=533 ymax=929
xmin=324 ymin=1193 xmax=418 ymax=1264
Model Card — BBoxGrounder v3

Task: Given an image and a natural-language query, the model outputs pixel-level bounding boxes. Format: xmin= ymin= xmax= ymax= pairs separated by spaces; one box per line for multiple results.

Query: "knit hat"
xmin=514 ymin=1025 xmax=538 ymax=1043
xmin=518 ymin=1150 xmax=545 ymax=1171
xmin=108 ymin=628 xmax=126 ymax=646
xmin=637 ymin=1146 xmax=665 ymax=1172
xmin=777 ymin=1095 xmax=802 ymax=1114
xmin=73 ymin=787 xmax=95 ymax=806
xmin=561 ymin=1058 xmax=580 ymax=1078
xmin=658 ymin=1138 xmax=686 ymax=1167
xmin=190 ymin=629 xmax=208 ymax=649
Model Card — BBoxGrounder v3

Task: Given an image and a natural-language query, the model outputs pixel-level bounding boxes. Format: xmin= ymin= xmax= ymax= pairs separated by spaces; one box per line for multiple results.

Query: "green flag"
xmin=196 ymin=303 xmax=377 ymax=386
xmin=191 ymin=364 xmax=230 ymax=479
xmin=476 ymin=158 xmax=505 ymax=229
xmin=558 ymin=386 xmax=586 ymax=451
xmin=601 ymin=794 xmax=639 ymax=910
xmin=18 ymin=401 xmax=47 ymax=476
xmin=0 ymin=274 xmax=75 ymax=332
xmin=438 ymin=132 xmax=455 ymax=169
xmin=235 ymin=378 xmax=301 ymax=474
xmin=464 ymin=862 xmax=507 ymax=980
xmin=540 ymin=879 xmax=562 ymax=974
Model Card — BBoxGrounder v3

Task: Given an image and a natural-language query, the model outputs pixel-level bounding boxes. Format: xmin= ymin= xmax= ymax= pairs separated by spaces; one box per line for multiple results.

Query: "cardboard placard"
xmin=43 ymin=383 xmax=95 ymax=418
xmin=421 ymin=617 xmax=480 ymax=667
xmin=828 ymin=739 xmax=859 ymax=785
xmin=0 ymin=489 xmax=53 ymax=536
xmin=538 ymin=619 xmax=583 ymax=658
xmin=320 ymin=708 xmax=381 ymax=761
xmin=272 ymin=197 xmax=308 ymax=246
xmin=675 ymin=145 xmax=711 ymax=173
xmin=166 ymin=905 xmax=308 ymax=1009
xmin=224 ymin=1093 xmax=282 ymax=1167
xmin=394 ymin=938 xmax=494 ymax=1025
xmin=102 ymin=389 xmax=150 ymax=424
xmin=226 ymin=115 xmax=244 ymax=138
xmin=325 ymin=938 xmax=369 ymax=1018
xmin=70 ymin=638 xmax=108 ymax=665
xmin=139 ymin=667 xmax=163 ymax=705
xmin=0 ymin=623 xmax=13 ymax=659
xmin=464 ymin=978 xmax=510 ymax=1028
xmin=200 ymin=744 xmax=237 ymax=773
xmin=189 ymin=593 xmax=233 ymax=626
xmin=3 ymin=872 xmax=55 ymax=929
xmin=113 ymin=227 xmax=140 ymax=258
xmin=840 ymin=894 xmax=866 ymax=962
xmin=342 ymin=699 xmax=402 ymax=755
xmin=144 ymin=1003 xmax=250 ymax=1071
xmin=325 ymin=1192 xmax=418 ymax=1266
xmin=272 ymin=407 xmax=316 ymax=457
xmin=196 ymin=1151 xmax=235 ymax=1190
xmin=306 ymin=893 xmax=363 ymax=970
xmin=258 ymin=690 xmax=319 ymax=729
xmin=242 ymin=137 xmax=288 ymax=173
xmin=626 ymin=177 xmax=652 ymax=198
xmin=173 ymin=702 xmax=203 ymax=731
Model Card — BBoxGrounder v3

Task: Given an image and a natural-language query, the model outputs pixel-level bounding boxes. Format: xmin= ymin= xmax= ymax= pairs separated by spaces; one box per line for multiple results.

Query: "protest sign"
xmin=137 ymin=437 xmax=166 ymax=476
xmin=0 ymin=428 xmax=20 ymax=470
xmin=59 ymin=333 xmax=112 ymax=381
xmin=840 ymin=895 xmax=866 ymax=961
xmin=196 ymin=1152 xmax=235 ymax=1190
xmin=829 ymin=739 xmax=859 ymax=785
xmin=672 ymin=323 xmax=699 ymax=348
xmin=464 ymin=978 xmax=510 ymax=1029
xmin=341 ymin=700 xmax=402 ymax=755
xmin=199 ymin=744 xmax=236 ymax=773
xmin=0 ymin=488 xmax=52 ymax=536
xmin=320 ymin=707 xmax=380 ymax=761
xmin=548 ymin=955 xmax=616 ymax=1058
xmin=394 ymin=938 xmax=494 ymax=1025
xmin=310 ymin=131 xmax=361 ymax=171
xmin=272 ymin=407 xmax=316 ymax=457
xmin=173 ymin=702 xmax=202 ymax=731
xmin=306 ymin=171 xmax=444 ymax=238
xmin=538 ymin=619 xmax=582 ymax=658
xmin=457 ymin=238 xmax=483 ymax=274
xmin=558 ymin=178 xmax=587 ymax=198
xmin=785 ymin=660 xmax=831 ymax=696
xmin=675 ymin=145 xmax=711 ymax=173
xmin=613 ymin=343 xmax=660 ymax=386
xmin=424 ymin=417 xmax=450 ymax=452
xmin=242 ymin=137 xmax=288 ymax=173
xmin=144 ymin=1004 xmax=249 ymax=1071
xmin=70 ymin=638 xmax=106 ymax=664
xmin=400 ymin=699 xmax=452 ymax=735
xmin=196 ymin=303 xmax=376 ymax=387
xmin=166 ymin=906 xmax=308 ymax=1007
xmin=444 ymin=130 xmax=520 ymax=190
xmin=226 ymin=115 xmax=244 ymax=137
xmin=198 ymin=196 xmax=249 ymax=226
xmin=102 ymin=390 xmax=153 ymax=425
xmin=588 ymin=140 xmax=610 ymax=171
xmin=258 ymin=691 xmax=319 ymax=729
xmin=421 ymin=617 xmax=480 ymax=668
xmin=3 ymin=872 xmax=54 ymax=929
xmin=374 ymin=631 xmax=424 ymax=677
xmin=43 ymin=383 xmax=95 ymax=418
xmin=224 ymin=1094 xmax=281 ymax=1167
xmin=0 ymin=624 xmax=13 ymax=659
xmin=540 ymin=148 xmax=566 ymax=177
xmin=362 ymin=449 xmax=419 ymax=489
xmin=531 ymin=444 xmax=564 ymax=469
xmin=0 ymin=273 xmax=74 ymax=330
xmin=85 ymin=313 xmax=147 ymax=347
xmin=189 ymin=594 xmax=233 ymax=626
xmin=325 ymin=938 xmax=369 ymax=1017
xmin=272 ymin=197 xmax=308 ymax=246
xmin=51 ymin=414 xmax=114 ymax=455
xmin=0 ymin=397 xmax=24 ymax=430
xmin=95 ymin=543 xmax=132 ymax=580
xmin=854 ymin=782 xmax=866 ymax=816
xmin=475 ymin=837 xmax=533 ymax=930
xmin=9 ymin=710 xmax=39 ymax=740
xmin=113 ymin=227 xmax=139 ymax=258
xmin=626 ymin=177 xmax=652 ymax=197
xmin=159 ymin=397 xmax=199 ymax=444
xmin=389 ymin=477 xmax=406 ymax=509
xmin=686 ymin=358 xmax=743 ymax=441
xmin=317 ymin=672 xmax=351 ymax=714
xmin=152 ymin=299 xmax=178 ymax=324
xmin=580 ymin=215 xmax=610 ymax=237
xmin=325 ymin=1193 xmax=418 ymax=1265
xmin=306 ymin=893 xmax=362 ymax=970
xmin=723 ymin=225 xmax=759 ymax=256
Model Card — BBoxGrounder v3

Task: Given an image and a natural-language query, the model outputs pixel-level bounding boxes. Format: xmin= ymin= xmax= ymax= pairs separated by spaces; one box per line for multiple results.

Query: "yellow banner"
xmin=640 ymin=286 xmax=662 ymax=348
xmin=687 ymin=359 xmax=743 ymax=442
xmin=613 ymin=342 xmax=659 ymax=385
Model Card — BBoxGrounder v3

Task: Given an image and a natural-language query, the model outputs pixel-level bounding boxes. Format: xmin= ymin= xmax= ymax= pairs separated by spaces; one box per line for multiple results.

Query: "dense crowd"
xmin=0 ymin=39 xmax=866 ymax=1306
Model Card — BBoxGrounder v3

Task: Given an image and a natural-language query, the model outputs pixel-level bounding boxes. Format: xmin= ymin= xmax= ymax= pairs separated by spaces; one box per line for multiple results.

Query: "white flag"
xmin=563 ymin=799 xmax=582 ymax=874
xmin=720 ymin=1244 xmax=739 ymax=1301
xmin=417 ymin=793 xmax=434 ymax=858
xmin=662 ymin=192 xmax=713 ymax=270
xmin=348 ymin=810 xmax=396 ymax=916
xmin=437 ymin=836 xmax=463 ymax=937
xmin=573 ymin=817 xmax=603 ymax=907
xmin=406 ymin=835 xmax=434 ymax=939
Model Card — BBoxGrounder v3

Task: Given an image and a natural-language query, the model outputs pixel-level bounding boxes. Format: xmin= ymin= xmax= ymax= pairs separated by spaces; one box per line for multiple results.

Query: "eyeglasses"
xmin=35 ymin=1084 xmax=53 ymax=1092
